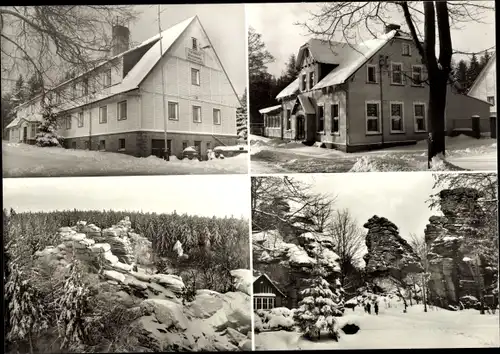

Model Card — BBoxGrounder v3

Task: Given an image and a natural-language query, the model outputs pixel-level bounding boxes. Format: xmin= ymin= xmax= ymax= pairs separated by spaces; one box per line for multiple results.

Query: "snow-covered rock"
xmin=230 ymin=269 xmax=253 ymax=295
xmin=140 ymin=299 xmax=188 ymax=330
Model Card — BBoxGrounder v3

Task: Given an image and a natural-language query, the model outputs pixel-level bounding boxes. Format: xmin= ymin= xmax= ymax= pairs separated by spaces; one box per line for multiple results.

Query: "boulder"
xmin=150 ymin=274 xmax=185 ymax=294
xmin=103 ymin=270 xmax=126 ymax=283
xmin=230 ymin=269 xmax=252 ymax=296
xmin=223 ymin=327 xmax=247 ymax=346
xmin=140 ymin=299 xmax=188 ymax=331
xmin=238 ymin=339 xmax=252 ymax=351
xmin=187 ymin=292 xmax=224 ymax=319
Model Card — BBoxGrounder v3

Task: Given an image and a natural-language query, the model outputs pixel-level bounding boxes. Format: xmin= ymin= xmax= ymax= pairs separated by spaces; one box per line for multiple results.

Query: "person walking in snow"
xmin=374 ymin=301 xmax=379 ymax=315
xmin=367 ymin=302 xmax=371 ymax=314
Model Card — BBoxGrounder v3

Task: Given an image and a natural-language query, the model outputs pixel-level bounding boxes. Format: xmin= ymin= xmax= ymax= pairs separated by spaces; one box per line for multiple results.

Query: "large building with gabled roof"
xmin=262 ymin=24 xmax=491 ymax=152
xmin=467 ymin=52 xmax=496 ymax=117
xmin=6 ymin=16 xmax=241 ymax=158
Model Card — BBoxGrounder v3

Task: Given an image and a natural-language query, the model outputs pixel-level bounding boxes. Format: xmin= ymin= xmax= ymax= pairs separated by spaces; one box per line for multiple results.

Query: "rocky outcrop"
xmin=424 ymin=188 xmax=489 ymax=307
xmin=34 ymin=218 xmax=251 ymax=351
xmin=363 ymin=215 xmax=422 ymax=289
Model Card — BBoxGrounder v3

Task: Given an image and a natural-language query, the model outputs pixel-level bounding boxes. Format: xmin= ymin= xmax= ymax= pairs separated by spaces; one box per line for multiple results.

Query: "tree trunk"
xmin=427 ymin=72 xmax=448 ymax=164
xmin=28 ymin=331 xmax=34 ymax=354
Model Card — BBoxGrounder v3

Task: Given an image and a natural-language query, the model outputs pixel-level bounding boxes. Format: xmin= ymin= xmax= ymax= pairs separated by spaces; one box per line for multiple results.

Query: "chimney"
xmin=385 ymin=24 xmax=401 ymax=34
xmin=111 ymin=24 xmax=130 ymax=56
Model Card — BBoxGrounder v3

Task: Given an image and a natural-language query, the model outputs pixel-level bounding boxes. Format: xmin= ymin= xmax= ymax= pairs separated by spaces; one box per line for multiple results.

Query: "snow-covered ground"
xmin=2 ymin=142 xmax=249 ymax=177
xmin=250 ymin=134 xmax=497 ymax=173
xmin=254 ymin=301 xmax=500 ymax=349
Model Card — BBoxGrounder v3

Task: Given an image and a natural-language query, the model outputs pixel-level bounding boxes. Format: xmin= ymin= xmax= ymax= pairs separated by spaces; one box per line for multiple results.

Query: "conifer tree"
xmin=293 ymin=264 xmax=344 ymax=341
xmin=35 ymin=100 xmax=64 ymax=147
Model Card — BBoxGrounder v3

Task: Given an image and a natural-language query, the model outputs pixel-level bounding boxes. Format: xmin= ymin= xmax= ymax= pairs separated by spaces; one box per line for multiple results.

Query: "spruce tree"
xmin=466 ymin=54 xmax=480 ymax=90
xmin=293 ymin=264 xmax=345 ymax=341
xmin=237 ymin=89 xmax=248 ymax=140
xmin=35 ymin=101 xmax=64 ymax=147
xmin=13 ymin=75 xmax=27 ymax=104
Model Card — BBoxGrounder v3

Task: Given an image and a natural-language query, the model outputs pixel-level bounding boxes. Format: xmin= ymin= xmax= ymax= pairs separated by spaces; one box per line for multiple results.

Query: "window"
xmin=286 ymin=109 xmax=291 ymax=130
xmin=194 ymin=141 xmax=201 ymax=156
xmin=78 ymin=111 xmax=84 ymax=127
xmin=301 ymin=74 xmax=307 ymax=91
xmin=391 ymin=62 xmax=403 ymax=85
xmin=99 ymin=140 xmax=106 ymax=151
xmin=317 ymin=105 xmax=324 ymax=132
xmin=366 ymin=101 xmax=381 ymax=133
xmin=83 ymin=78 xmax=89 ymax=96
xmin=192 ymin=37 xmax=198 ymax=50
xmin=402 ymin=43 xmax=411 ymax=56
xmin=412 ymin=65 xmax=423 ymax=86
xmin=309 ymin=71 xmax=315 ymax=89
xmin=72 ymin=83 xmax=77 ymax=99
xmin=256 ymin=298 xmax=262 ymax=310
xmin=119 ymin=138 xmax=126 ymax=150
xmin=191 ymin=68 xmax=200 ymax=86
xmin=367 ymin=65 xmax=377 ymax=83
xmin=414 ymin=102 xmax=426 ymax=132
xmin=487 ymin=96 xmax=495 ymax=105
xmin=192 ymin=105 xmax=202 ymax=123
xmin=390 ymin=102 xmax=404 ymax=133
xmin=331 ymin=104 xmax=339 ymax=134
xmin=66 ymin=115 xmax=72 ymax=129
xmin=99 ymin=105 xmax=107 ymax=124
xmin=30 ymin=124 xmax=35 ymax=138
xmin=168 ymin=101 xmax=179 ymax=120
xmin=206 ymin=141 xmax=211 ymax=151
xmin=182 ymin=141 xmax=188 ymax=151
xmin=213 ymin=108 xmax=221 ymax=125
xmin=103 ymin=69 xmax=112 ymax=88
xmin=117 ymin=100 xmax=127 ymax=121
xmin=55 ymin=91 xmax=61 ymax=104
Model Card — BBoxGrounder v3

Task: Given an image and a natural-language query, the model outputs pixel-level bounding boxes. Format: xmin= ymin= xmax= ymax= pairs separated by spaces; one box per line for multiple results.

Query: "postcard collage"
xmin=2 ymin=2 xmax=498 ymax=352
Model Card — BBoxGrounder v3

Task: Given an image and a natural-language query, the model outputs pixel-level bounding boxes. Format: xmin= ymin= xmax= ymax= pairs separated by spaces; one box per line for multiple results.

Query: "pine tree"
xmin=479 ymin=51 xmax=491 ymax=73
xmin=455 ymin=60 xmax=468 ymax=93
xmin=35 ymin=101 xmax=64 ymax=147
xmin=26 ymin=74 xmax=44 ymax=100
xmin=5 ymin=262 xmax=49 ymax=354
xmin=237 ymin=89 xmax=248 ymax=140
xmin=13 ymin=75 xmax=27 ymax=104
xmin=466 ymin=54 xmax=480 ymax=90
xmin=293 ymin=265 xmax=345 ymax=341
xmin=57 ymin=261 xmax=91 ymax=351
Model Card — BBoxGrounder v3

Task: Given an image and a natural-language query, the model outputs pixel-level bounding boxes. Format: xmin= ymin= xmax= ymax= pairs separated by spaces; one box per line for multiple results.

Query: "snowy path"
xmin=447 ymin=151 xmax=497 ymax=171
xmin=255 ymin=305 xmax=500 ymax=350
xmin=2 ymin=142 xmax=248 ymax=177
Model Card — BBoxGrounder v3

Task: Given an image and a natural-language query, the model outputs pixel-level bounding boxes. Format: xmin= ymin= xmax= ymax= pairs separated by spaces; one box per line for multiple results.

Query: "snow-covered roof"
xmin=5 ymin=114 xmax=43 ymax=129
xmin=276 ymin=77 xmax=300 ymax=100
xmin=297 ymin=94 xmax=315 ymax=114
xmin=467 ymin=51 xmax=496 ymax=96
xmin=254 ymin=274 xmax=287 ymax=297
xmin=259 ymin=105 xmax=282 ymax=114
xmin=254 ymin=293 xmax=277 ymax=297
xmin=276 ymin=31 xmax=398 ymax=98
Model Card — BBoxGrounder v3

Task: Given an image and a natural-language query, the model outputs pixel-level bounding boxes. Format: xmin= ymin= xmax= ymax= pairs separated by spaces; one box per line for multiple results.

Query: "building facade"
xmin=253 ymin=274 xmax=287 ymax=310
xmin=262 ymin=25 xmax=491 ymax=151
xmin=5 ymin=16 xmax=241 ymax=159
xmin=467 ymin=52 xmax=497 ymax=117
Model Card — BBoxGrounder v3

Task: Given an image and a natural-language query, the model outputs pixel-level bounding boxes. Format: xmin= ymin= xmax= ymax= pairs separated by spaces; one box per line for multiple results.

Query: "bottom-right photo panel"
xmin=251 ymin=172 xmax=499 ymax=350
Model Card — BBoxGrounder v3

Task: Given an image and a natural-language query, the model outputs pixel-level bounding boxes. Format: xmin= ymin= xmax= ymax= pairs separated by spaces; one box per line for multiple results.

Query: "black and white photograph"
xmin=251 ymin=172 xmax=499 ymax=349
xmin=1 ymin=4 xmax=249 ymax=177
xmin=247 ymin=2 xmax=496 ymax=174
xmin=3 ymin=175 xmax=252 ymax=352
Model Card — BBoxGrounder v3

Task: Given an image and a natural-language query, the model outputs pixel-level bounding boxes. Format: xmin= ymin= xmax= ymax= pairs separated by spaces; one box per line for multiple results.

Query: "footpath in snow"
xmin=255 ymin=302 xmax=500 ymax=350
xmin=2 ymin=142 xmax=249 ymax=177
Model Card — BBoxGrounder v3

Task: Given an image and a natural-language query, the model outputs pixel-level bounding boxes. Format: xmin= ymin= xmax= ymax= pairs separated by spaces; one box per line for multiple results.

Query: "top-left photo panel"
xmin=2 ymin=4 xmax=249 ymax=177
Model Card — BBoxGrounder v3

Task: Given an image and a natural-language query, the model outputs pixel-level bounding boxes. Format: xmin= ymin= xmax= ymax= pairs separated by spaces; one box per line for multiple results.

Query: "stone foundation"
xmin=63 ymin=130 xmax=238 ymax=159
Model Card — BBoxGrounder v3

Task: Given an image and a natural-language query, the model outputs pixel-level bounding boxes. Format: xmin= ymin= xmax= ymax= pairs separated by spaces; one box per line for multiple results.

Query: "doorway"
xmin=151 ymin=139 xmax=165 ymax=158
xmin=296 ymin=115 xmax=305 ymax=140
xmin=23 ymin=126 xmax=28 ymax=143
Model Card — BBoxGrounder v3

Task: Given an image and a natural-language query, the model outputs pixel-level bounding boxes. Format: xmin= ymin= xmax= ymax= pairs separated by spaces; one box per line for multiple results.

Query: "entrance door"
xmin=194 ymin=141 xmax=201 ymax=158
xmin=23 ymin=127 xmax=28 ymax=143
xmin=151 ymin=139 xmax=165 ymax=158
xmin=296 ymin=116 xmax=305 ymax=140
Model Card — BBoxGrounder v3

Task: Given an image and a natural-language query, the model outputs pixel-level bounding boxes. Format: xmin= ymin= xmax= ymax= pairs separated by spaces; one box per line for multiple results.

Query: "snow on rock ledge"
xmin=230 ymin=269 xmax=253 ymax=296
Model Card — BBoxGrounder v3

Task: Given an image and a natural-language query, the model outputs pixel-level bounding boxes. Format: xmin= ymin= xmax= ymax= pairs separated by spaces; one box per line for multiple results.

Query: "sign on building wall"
xmin=186 ymin=48 xmax=205 ymax=65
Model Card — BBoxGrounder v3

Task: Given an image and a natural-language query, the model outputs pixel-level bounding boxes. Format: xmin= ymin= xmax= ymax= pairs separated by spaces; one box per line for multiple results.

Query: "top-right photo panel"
xmin=247 ymin=1 xmax=497 ymax=174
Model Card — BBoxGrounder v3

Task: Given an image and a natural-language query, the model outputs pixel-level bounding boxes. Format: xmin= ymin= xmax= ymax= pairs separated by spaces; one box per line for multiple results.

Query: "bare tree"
xmin=298 ymin=1 xmax=494 ymax=166
xmin=248 ymin=26 xmax=275 ymax=80
xmin=408 ymin=232 xmax=430 ymax=311
xmin=1 ymin=6 xmax=139 ymax=105
xmin=326 ymin=209 xmax=364 ymax=288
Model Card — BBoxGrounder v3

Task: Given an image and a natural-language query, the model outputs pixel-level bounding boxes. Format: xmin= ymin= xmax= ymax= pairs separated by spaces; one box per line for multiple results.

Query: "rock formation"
xmin=363 ymin=215 xmax=423 ymax=291
xmin=33 ymin=217 xmax=251 ymax=351
xmin=424 ymin=187 xmax=492 ymax=308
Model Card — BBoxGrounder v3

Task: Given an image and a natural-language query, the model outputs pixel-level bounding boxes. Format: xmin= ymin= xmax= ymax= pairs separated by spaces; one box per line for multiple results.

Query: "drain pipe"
xmin=378 ymin=55 xmax=386 ymax=147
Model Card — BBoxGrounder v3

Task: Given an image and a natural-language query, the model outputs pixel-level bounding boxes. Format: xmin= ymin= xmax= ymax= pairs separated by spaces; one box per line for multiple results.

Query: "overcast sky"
xmin=246 ymin=2 xmax=496 ymax=77
xmin=3 ymin=175 xmax=249 ymax=219
xmin=130 ymin=4 xmax=246 ymax=96
xmin=296 ymin=172 xmax=440 ymax=242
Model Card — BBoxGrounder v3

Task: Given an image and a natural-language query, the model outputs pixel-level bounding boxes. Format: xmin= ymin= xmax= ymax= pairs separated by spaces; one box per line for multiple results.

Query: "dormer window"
xmin=402 ymin=43 xmax=411 ymax=56
xmin=304 ymin=48 xmax=309 ymax=58
xmin=301 ymin=74 xmax=307 ymax=91
xmin=192 ymin=37 xmax=198 ymax=51
xmin=309 ymin=72 xmax=315 ymax=89
xmin=103 ymin=69 xmax=112 ymax=88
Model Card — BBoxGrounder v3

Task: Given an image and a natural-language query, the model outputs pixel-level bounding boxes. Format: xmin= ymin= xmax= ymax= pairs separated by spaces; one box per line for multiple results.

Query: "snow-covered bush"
xmin=35 ymin=103 xmax=64 ymax=147
xmin=293 ymin=268 xmax=344 ymax=341
xmin=254 ymin=307 xmax=295 ymax=332
xmin=459 ymin=295 xmax=480 ymax=310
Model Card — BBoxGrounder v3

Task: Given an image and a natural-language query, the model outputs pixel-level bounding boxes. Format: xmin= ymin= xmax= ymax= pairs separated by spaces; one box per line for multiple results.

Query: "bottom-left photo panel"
xmin=3 ymin=175 xmax=253 ymax=353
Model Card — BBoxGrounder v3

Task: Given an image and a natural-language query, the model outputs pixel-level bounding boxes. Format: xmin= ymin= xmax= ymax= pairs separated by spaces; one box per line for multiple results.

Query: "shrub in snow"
xmin=459 ymin=295 xmax=480 ymax=310
xmin=293 ymin=267 xmax=344 ymax=341
xmin=254 ymin=307 xmax=295 ymax=331
xmin=35 ymin=103 xmax=64 ymax=147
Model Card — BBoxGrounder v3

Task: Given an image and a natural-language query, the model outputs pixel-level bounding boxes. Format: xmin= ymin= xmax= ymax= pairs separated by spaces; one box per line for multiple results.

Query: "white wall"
xmin=468 ymin=56 xmax=497 ymax=115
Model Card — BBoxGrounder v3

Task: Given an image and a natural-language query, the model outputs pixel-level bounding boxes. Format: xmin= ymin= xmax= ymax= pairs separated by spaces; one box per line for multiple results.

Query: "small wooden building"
xmin=258 ymin=105 xmax=283 ymax=138
xmin=253 ymin=274 xmax=287 ymax=310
